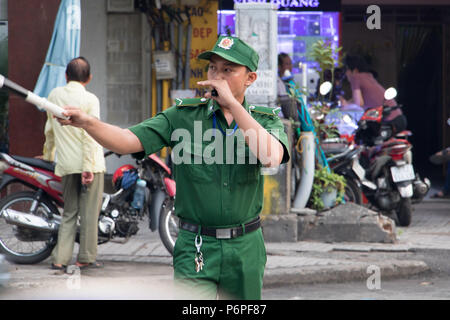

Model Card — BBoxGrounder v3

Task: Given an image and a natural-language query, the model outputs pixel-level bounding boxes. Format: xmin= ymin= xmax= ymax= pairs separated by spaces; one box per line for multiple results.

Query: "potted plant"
xmin=309 ymin=165 xmax=346 ymax=211
xmin=308 ymin=39 xmax=344 ymax=101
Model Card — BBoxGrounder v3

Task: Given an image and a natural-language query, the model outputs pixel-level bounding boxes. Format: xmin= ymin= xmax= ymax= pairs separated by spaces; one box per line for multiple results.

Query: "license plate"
xmin=352 ymin=159 xmax=366 ymax=180
xmin=390 ymin=164 xmax=415 ymax=183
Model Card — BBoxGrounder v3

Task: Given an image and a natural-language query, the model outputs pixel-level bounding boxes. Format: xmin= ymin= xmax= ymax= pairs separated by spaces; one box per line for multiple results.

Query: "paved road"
xmin=263 ymin=247 xmax=450 ymax=299
xmin=0 ymin=194 xmax=448 ymax=299
xmin=263 ymin=276 xmax=450 ymax=300
xmin=0 ymin=261 xmax=176 ymax=300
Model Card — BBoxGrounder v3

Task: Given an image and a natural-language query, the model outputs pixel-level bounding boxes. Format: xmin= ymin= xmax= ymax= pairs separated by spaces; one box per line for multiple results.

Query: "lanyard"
xmin=212 ymin=112 xmax=238 ymax=137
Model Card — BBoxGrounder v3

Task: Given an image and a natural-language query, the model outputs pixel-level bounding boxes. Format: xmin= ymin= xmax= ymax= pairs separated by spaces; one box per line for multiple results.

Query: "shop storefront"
xmin=218 ymin=0 xmax=341 ymax=93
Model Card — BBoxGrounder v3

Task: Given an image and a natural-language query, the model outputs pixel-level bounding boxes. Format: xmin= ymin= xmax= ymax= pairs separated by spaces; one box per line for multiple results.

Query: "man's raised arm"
xmin=58 ymin=106 xmax=143 ymax=155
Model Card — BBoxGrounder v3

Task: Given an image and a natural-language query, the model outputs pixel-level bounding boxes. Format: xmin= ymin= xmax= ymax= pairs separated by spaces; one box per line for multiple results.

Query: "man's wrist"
xmin=228 ymin=99 xmax=244 ymax=113
xmin=83 ymin=114 xmax=97 ymax=131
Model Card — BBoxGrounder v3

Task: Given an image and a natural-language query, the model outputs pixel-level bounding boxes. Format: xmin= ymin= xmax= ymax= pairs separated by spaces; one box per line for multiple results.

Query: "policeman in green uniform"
xmin=58 ymin=36 xmax=290 ymax=300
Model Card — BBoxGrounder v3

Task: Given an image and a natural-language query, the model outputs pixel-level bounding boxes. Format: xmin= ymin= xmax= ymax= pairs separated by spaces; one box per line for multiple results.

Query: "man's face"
xmin=207 ymin=54 xmax=255 ymax=99
xmin=279 ymin=56 xmax=292 ymax=76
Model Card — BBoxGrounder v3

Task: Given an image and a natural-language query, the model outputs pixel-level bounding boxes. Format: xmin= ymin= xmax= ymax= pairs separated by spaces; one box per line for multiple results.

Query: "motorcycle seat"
xmin=10 ymin=155 xmax=55 ymax=172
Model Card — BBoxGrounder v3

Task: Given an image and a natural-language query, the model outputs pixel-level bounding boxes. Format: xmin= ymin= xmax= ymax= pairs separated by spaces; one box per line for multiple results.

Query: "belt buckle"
xmin=216 ymin=228 xmax=231 ymax=239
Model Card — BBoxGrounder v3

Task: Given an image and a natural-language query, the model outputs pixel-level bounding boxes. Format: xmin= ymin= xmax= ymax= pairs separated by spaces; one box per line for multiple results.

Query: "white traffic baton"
xmin=0 ymin=74 xmax=69 ymax=120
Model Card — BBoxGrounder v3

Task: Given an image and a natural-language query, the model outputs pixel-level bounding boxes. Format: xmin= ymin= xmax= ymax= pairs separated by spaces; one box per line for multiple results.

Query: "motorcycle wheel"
xmin=0 ymin=191 xmax=59 ymax=264
xmin=344 ymin=178 xmax=363 ymax=205
xmin=396 ymin=198 xmax=412 ymax=227
xmin=158 ymin=197 xmax=177 ymax=255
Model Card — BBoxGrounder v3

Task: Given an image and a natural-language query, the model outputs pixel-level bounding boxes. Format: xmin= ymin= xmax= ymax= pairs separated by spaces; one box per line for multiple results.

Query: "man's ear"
xmin=245 ymin=71 xmax=257 ymax=87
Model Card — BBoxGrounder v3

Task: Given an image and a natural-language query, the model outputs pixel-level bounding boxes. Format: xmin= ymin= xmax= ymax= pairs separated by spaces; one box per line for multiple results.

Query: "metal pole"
xmin=169 ymin=21 xmax=175 ymax=93
xmin=148 ymin=18 xmax=153 ymax=119
xmin=177 ymin=22 xmax=183 ymax=89
xmin=184 ymin=22 xmax=192 ymax=89
xmin=155 ymin=26 xmax=162 ymax=113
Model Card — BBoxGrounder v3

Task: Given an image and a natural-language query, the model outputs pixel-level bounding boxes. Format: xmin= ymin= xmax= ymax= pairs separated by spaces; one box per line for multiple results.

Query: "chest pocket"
xmin=234 ymin=145 xmax=261 ymax=185
xmin=182 ymin=142 xmax=215 ymax=183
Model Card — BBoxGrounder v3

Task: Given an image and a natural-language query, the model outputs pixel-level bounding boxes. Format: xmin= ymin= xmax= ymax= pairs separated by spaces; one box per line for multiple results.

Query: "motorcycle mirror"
xmin=384 ymin=87 xmax=397 ymax=100
xmin=319 ymin=81 xmax=332 ymax=96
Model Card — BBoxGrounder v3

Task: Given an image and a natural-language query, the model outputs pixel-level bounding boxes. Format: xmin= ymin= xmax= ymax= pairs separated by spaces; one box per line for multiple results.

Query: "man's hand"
xmin=197 ymin=80 xmax=238 ymax=111
xmin=57 ymin=106 xmax=93 ymax=128
xmin=81 ymin=171 xmax=94 ymax=185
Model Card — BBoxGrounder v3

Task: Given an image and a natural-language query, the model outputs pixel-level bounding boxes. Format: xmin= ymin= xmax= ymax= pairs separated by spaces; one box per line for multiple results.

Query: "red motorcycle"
xmin=353 ymin=90 xmax=429 ymax=226
xmin=0 ymin=151 xmax=177 ymax=264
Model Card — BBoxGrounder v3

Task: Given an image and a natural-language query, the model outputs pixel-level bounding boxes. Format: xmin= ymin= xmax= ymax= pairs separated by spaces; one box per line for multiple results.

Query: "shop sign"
xmin=234 ymin=0 xmax=320 ymax=9
xmin=189 ymin=0 xmax=218 ymax=97
xmin=224 ymin=0 xmax=341 ymax=11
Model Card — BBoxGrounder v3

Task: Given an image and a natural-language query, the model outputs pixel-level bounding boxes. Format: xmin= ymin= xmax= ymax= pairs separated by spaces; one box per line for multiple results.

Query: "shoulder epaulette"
xmin=249 ymin=105 xmax=281 ymax=117
xmin=175 ymin=97 xmax=209 ymax=107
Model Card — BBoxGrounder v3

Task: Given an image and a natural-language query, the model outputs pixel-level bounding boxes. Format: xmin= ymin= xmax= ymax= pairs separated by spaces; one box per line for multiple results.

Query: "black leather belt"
xmin=179 ymin=217 xmax=261 ymax=239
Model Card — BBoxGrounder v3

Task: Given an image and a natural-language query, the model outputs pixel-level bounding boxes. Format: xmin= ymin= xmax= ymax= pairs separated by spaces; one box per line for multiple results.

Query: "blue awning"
xmin=33 ymin=0 xmax=81 ymax=101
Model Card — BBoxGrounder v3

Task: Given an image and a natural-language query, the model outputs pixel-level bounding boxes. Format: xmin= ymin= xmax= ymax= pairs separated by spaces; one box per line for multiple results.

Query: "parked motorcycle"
xmin=352 ymin=88 xmax=429 ymax=226
xmin=321 ymin=138 xmax=364 ymax=205
xmin=0 ymin=151 xmax=177 ymax=264
xmin=309 ymin=82 xmax=365 ymax=205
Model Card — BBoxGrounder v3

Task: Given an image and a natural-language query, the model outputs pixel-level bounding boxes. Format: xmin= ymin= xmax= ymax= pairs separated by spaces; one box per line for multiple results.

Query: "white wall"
xmin=80 ymin=0 xmax=134 ymax=174
xmin=80 ymin=0 xmax=107 ymax=122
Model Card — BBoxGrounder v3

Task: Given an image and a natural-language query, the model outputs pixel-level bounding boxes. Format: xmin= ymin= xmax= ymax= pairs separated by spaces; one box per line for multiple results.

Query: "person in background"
xmin=341 ymin=54 xmax=407 ymax=134
xmin=277 ymin=52 xmax=293 ymax=98
xmin=43 ymin=57 xmax=105 ymax=271
xmin=277 ymin=53 xmax=299 ymax=121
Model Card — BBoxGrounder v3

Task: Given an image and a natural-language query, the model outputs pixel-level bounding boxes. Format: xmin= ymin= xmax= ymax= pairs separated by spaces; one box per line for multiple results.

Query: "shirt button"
xmin=223 ymin=182 xmax=228 ymax=187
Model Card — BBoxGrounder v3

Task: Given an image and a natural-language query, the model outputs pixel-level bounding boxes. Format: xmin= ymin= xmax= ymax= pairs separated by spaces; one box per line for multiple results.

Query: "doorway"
xmin=396 ymin=25 xmax=443 ymax=177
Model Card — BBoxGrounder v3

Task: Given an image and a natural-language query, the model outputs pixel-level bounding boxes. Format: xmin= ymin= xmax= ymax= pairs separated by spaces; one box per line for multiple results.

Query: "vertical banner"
xmin=235 ymin=2 xmax=278 ymax=107
xmin=188 ymin=0 xmax=218 ymax=97
xmin=33 ymin=0 xmax=81 ymax=99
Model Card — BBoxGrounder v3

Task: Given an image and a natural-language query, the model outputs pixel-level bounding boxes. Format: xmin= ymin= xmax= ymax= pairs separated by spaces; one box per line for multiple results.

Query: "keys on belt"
xmin=179 ymin=217 xmax=261 ymax=239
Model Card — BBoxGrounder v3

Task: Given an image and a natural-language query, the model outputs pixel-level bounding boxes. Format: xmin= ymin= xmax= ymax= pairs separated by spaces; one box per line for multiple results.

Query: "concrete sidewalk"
xmin=95 ymin=197 xmax=450 ymax=287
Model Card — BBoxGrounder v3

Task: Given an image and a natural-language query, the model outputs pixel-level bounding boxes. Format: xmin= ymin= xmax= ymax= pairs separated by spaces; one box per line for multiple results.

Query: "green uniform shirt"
xmin=129 ymin=98 xmax=290 ymax=228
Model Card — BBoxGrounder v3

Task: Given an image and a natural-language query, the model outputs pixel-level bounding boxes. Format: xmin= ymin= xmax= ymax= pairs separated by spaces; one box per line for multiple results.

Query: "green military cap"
xmin=198 ymin=36 xmax=259 ymax=72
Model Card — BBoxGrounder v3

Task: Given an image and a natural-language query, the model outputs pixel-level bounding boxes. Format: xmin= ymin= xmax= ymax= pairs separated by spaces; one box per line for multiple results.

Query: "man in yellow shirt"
xmin=43 ymin=57 xmax=105 ymax=270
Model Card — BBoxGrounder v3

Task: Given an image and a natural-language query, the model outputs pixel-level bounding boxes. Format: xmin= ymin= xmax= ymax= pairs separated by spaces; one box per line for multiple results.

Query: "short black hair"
xmin=66 ymin=57 xmax=91 ymax=82
xmin=278 ymin=53 xmax=290 ymax=66
xmin=344 ymin=55 xmax=369 ymax=73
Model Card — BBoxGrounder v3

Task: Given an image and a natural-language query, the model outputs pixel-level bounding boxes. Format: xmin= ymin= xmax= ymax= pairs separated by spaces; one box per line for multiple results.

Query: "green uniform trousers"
xmin=173 ymin=227 xmax=267 ymax=300
xmin=52 ymin=172 xmax=104 ymax=265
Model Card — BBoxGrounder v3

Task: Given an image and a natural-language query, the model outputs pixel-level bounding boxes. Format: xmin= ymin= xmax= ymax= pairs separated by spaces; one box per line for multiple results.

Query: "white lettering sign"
xmin=234 ymin=0 xmax=320 ymax=9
